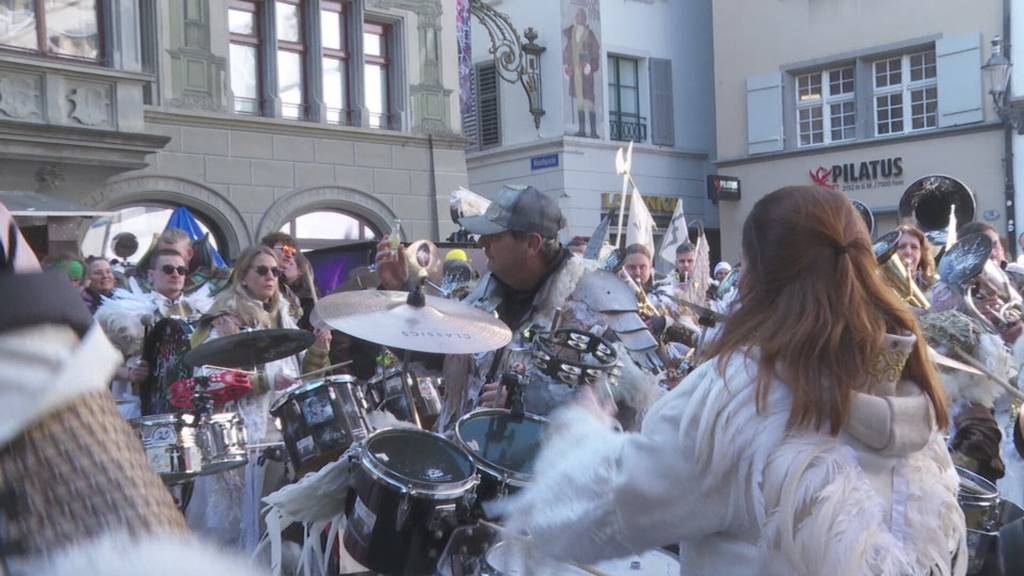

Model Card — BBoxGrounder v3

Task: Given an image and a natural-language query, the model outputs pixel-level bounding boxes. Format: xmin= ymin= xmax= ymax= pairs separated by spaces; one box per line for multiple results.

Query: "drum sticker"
xmin=425 ymin=468 xmax=453 ymax=482
xmin=350 ymin=495 xmax=377 ymax=541
xmin=146 ymin=425 xmax=178 ymax=447
xmin=296 ymin=436 xmax=316 ymax=460
xmin=148 ymin=448 xmax=172 ymax=474
xmin=316 ymin=426 xmax=347 ymax=448
xmin=301 ymin=395 xmax=335 ymax=425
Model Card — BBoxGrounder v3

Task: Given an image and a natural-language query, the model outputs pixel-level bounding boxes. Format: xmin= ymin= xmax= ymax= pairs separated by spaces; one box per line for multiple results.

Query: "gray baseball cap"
xmin=459 ymin=185 xmax=566 ymax=238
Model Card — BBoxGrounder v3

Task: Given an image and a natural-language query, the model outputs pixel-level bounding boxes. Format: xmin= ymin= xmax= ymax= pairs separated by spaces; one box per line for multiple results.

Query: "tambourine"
xmin=531 ymin=328 xmax=621 ymax=388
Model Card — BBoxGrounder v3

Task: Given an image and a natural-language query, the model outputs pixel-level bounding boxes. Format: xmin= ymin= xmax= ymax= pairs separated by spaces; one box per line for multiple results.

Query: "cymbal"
xmin=184 ymin=328 xmax=316 ymax=368
xmin=314 ymin=290 xmax=512 ymax=354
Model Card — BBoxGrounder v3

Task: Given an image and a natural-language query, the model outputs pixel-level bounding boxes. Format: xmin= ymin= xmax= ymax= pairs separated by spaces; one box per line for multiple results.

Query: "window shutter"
xmin=649 ymin=58 xmax=675 ymax=146
xmin=936 ymin=33 xmax=983 ymax=127
xmin=462 ymin=67 xmax=478 ymax=147
xmin=476 ymin=63 xmax=501 ymax=148
xmin=746 ymin=72 xmax=784 ymax=154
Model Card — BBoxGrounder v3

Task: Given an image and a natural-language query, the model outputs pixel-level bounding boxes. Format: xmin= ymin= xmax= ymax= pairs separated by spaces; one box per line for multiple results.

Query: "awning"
xmin=0 ymin=191 xmax=114 ymax=217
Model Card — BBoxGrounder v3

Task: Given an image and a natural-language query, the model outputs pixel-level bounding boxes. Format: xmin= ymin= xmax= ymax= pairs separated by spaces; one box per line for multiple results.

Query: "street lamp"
xmin=521 ymin=27 xmax=546 ymax=129
xmin=983 ymin=35 xmax=1024 ymax=133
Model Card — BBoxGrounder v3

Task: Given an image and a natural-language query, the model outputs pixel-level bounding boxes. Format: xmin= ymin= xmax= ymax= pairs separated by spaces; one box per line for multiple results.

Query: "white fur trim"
xmin=16 ymin=532 xmax=269 ymax=576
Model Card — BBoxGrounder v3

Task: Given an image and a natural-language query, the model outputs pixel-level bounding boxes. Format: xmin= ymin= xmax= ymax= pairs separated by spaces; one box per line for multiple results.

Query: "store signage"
xmin=600 ymin=192 xmax=678 ymax=215
xmin=707 ymin=175 xmax=741 ymax=202
xmin=810 ymin=157 xmax=904 ymax=192
xmin=530 ymin=153 xmax=559 ymax=171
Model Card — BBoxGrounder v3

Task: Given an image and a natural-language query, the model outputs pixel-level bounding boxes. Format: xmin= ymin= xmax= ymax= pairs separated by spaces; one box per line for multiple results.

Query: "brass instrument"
xmin=620 ymin=269 xmax=660 ymax=319
xmin=873 ymin=230 xmax=931 ymax=309
xmin=898 ymin=175 xmax=976 ymax=248
xmin=851 ymin=200 xmax=875 ymax=237
xmin=939 ymin=233 xmax=1022 ymax=333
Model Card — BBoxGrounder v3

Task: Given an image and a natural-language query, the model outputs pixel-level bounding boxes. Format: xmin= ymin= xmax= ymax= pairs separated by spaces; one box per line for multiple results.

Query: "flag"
xmin=686 ymin=225 xmax=712 ymax=306
xmin=165 ymin=206 xmax=227 ymax=267
xmin=656 ymin=199 xmax=688 ymax=274
xmin=626 ymin=187 xmax=656 ymax=255
xmin=584 ymin=213 xmax=612 ymax=260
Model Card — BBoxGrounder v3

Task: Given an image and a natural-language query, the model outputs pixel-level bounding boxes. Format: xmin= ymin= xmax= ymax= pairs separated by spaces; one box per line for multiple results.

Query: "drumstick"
xmin=298 ymin=360 xmax=353 ymax=380
xmin=951 ymin=347 xmax=1024 ymax=402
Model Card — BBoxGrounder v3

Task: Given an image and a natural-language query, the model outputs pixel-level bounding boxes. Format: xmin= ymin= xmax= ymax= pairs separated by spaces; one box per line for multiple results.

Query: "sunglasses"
xmin=253 ymin=265 xmax=282 ymax=278
xmin=160 ymin=264 xmax=189 ymax=276
xmin=276 ymin=244 xmax=298 ymax=256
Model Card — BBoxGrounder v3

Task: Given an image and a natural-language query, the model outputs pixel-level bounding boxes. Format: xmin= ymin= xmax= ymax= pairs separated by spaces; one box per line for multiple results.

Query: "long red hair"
xmin=703 ymin=186 xmax=948 ymax=433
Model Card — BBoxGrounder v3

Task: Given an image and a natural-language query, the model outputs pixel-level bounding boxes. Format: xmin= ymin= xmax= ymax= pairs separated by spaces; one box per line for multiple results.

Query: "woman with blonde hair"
xmin=894 ymin=223 xmax=937 ymax=291
xmin=505 ymin=185 xmax=965 ymax=575
xmin=187 ymin=246 xmax=330 ymax=550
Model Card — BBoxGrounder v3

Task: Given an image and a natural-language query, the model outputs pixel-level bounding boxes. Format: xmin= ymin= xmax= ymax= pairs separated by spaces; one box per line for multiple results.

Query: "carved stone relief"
xmin=35 ymin=165 xmax=65 ymax=193
xmin=66 ymin=82 xmax=113 ymax=127
xmin=0 ymin=71 xmax=43 ymax=122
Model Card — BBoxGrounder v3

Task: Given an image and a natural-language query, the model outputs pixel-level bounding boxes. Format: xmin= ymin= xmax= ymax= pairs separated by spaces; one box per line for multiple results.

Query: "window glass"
xmin=230 ymin=43 xmax=259 ymax=114
xmin=0 ymin=1 xmax=38 ymax=50
xmin=321 ymin=9 xmax=341 ymax=50
xmin=229 ymin=9 xmax=255 ymax=35
xmin=275 ymin=1 xmax=301 ymax=43
xmin=278 ymin=49 xmax=304 ymax=119
xmin=45 ymin=0 xmax=100 ymax=59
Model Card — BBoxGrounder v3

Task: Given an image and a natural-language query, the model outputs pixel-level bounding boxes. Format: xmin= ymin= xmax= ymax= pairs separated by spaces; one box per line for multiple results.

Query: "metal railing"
xmin=610 ymin=113 xmax=647 ymax=143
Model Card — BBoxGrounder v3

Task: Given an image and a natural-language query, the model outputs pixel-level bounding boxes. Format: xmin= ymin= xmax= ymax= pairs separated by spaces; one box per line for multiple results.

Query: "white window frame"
xmin=873 ymin=50 xmax=937 ymax=137
xmin=795 ymin=65 xmax=855 ymax=148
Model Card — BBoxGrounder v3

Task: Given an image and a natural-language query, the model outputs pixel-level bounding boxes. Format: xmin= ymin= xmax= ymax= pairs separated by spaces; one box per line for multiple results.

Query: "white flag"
xmin=656 ymin=198 xmax=688 ymax=273
xmin=626 ymin=187 xmax=656 ymax=255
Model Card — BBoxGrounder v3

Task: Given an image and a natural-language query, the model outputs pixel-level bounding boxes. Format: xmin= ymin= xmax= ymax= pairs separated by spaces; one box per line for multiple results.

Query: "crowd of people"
xmin=5 ymin=178 xmax=1024 ymax=575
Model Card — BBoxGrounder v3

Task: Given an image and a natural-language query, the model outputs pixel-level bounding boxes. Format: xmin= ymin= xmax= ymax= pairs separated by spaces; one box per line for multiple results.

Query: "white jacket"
xmin=505 ymin=335 xmax=967 ymax=576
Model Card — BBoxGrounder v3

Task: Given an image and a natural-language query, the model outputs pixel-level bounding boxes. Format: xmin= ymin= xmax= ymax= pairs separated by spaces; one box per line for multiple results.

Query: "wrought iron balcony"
xmin=610 ymin=112 xmax=647 ymax=143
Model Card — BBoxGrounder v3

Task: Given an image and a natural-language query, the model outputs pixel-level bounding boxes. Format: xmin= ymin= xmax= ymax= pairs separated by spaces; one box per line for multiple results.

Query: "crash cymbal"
xmin=184 ymin=328 xmax=316 ymax=369
xmin=314 ymin=290 xmax=512 ymax=354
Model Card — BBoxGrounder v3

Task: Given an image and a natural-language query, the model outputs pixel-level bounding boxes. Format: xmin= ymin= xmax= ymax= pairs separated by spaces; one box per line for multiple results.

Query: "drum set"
xmin=956 ymin=467 xmax=1024 ymax=575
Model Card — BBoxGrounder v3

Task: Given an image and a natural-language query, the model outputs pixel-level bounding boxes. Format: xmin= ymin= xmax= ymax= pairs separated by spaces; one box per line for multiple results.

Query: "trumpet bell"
xmin=938 ymin=233 xmax=992 ymax=292
xmin=878 ymin=250 xmax=931 ymax=309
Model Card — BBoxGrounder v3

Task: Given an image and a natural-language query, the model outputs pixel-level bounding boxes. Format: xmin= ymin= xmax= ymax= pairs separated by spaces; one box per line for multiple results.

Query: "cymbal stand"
xmin=400 ymin=281 xmax=427 ymax=429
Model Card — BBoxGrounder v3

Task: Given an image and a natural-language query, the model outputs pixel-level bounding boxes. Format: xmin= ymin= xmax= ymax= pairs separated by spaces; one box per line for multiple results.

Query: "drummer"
xmin=376 ymin=185 xmax=663 ymax=431
xmin=186 ymin=246 xmax=331 ymax=551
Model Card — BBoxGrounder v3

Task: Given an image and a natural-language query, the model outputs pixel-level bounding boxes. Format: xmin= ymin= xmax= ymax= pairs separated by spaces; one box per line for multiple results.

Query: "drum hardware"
xmin=501 ymin=371 xmax=527 ymax=417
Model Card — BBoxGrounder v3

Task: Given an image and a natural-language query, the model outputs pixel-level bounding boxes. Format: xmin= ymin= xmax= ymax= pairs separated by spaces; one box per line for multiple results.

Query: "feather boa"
xmin=94 ymin=280 xmax=214 ymax=358
xmin=941 ymin=333 xmax=1014 ymax=409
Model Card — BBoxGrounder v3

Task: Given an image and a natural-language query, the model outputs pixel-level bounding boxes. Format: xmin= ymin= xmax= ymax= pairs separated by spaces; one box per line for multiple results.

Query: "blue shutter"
xmin=936 ymin=33 xmax=983 ymax=127
xmin=649 ymin=58 xmax=675 ymax=146
xmin=746 ymin=72 xmax=784 ymax=154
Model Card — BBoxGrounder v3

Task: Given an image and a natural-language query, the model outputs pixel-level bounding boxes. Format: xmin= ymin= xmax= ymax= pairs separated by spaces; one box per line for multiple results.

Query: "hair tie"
xmin=833 ymin=243 xmax=849 ymax=257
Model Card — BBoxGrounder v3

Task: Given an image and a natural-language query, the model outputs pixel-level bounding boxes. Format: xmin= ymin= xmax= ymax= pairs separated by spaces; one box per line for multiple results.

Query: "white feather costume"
xmin=504 ymin=335 xmax=967 ymax=576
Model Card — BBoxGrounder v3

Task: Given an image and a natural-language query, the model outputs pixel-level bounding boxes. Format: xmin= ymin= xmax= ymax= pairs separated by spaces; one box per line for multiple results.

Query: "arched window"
xmin=278 ymin=209 xmax=379 ymax=250
xmin=80 ymin=204 xmax=223 ymax=260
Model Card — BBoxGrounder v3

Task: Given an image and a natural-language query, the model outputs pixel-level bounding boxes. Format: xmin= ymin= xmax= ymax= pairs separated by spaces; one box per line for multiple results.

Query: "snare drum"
xmin=197 ymin=411 xmax=248 ymax=475
xmin=367 ymin=369 xmax=444 ymax=429
xmin=270 ymin=375 xmax=371 ymax=475
xmin=588 ymin=550 xmax=680 ymax=576
xmin=482 ymin=540 xmax=591 ymax=576
xmin=134 ymin=413 xmax=203 ymax=484
xmin=344 ymin=427 xmax=479 ymax=575
xmin=456 ymin=409 xmax=546 ymax=504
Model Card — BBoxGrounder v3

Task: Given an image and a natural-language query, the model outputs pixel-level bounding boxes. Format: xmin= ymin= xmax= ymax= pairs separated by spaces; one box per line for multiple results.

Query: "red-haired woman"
xmin=505 ymin=186 xmax=965 ymax=575
xmin=894 ymin=223 xmax=937 ymax=292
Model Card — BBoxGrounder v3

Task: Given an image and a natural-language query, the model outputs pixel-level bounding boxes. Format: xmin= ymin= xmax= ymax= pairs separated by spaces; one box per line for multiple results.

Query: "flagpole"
xmin=614 ymin=142 xmax=634 ymax=249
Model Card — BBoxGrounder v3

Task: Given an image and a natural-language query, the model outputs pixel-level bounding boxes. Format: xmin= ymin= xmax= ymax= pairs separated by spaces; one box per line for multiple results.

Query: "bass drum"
xmin=455 ymin=409 xmax=546 ymax=507
xmin=270 ymin=375 xmax=370 ymax=476
xmin=134 ymin=413 xmax=203 ymax=484
xmin=344 ymin=428 xmax=478 ymax=575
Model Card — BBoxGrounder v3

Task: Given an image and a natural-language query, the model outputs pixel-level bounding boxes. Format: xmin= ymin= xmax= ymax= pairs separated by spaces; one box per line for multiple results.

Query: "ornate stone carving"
xmin=0 ymin=72 xmax=42 ymax=121
xmin=67 ymin=83 xmax=113 ymax=127
xmin=35 ymin=165 xmax=65 ymax=192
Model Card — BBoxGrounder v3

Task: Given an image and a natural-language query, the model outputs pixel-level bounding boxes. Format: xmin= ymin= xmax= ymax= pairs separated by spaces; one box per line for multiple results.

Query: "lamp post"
xmin=983 ymin=36 xmax=1024 ymax=131
xmin=469 ymin=0 xmax=546 ymax=129
xmin=984 ymin=35 xmax=1022 ymax=259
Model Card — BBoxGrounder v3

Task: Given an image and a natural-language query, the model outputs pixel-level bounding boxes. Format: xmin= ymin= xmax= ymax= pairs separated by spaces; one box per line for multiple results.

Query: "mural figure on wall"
xmin=562 ymin=1 xmax=602 ymax=138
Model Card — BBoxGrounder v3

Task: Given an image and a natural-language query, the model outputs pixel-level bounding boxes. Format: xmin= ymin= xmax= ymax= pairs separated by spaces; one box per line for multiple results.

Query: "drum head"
xmin=457 ymin=410 xmax=546 ymax=482
xmin=485 ymin=541 xmax=591 ymax=576
xmin=589 ymin=550 xmax=680 ymax=576
xmin=366 ymin=429 xmax=475 ymax=487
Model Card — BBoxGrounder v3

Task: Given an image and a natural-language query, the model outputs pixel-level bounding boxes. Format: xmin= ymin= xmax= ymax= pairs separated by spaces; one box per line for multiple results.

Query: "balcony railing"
xmin=610 ymin=112 xmax=647 ymax=143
